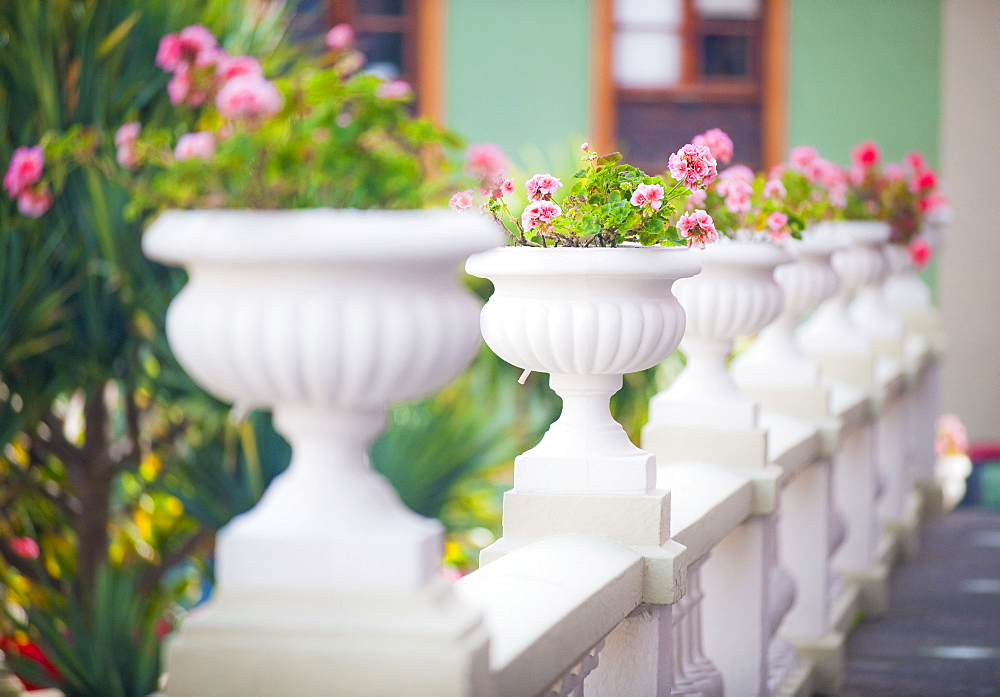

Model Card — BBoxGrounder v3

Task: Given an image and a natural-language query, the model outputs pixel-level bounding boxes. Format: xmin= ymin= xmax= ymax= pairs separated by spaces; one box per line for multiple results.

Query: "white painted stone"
xmin=144 ymin=209 xmax=501 ymax=696
xmin=733 ymin=233 xmax=843 ymax=389
xmin=649 ymin=240 xmax=794 ymax=430
xmin=454 ymin=536 xmax=644 ymax=697
xmin=466 ymin=246 xmax=700 ymax=495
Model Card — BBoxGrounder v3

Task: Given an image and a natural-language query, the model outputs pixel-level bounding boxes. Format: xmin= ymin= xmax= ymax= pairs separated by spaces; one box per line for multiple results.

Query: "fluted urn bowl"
xmin=649 ymin=240 xmax=794 ymax=430
xmin=798 ymin=220 xmax=897 ymax=357
xmin=732 ymin=232 xmax=844 ymax=388
xmin=144 ymin=208 xmax=500 ymax=593
xmin=466 ymin=246 xmax=701 ymax=494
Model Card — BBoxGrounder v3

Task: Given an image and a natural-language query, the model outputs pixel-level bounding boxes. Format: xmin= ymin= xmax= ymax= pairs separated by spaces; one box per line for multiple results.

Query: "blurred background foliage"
xmin=0 ymin=1 xmax=675 ymax=694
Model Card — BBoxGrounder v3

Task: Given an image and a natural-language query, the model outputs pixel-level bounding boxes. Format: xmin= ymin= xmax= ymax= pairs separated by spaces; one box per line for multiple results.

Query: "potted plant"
xmin=646 ymin=132 xmax=797 ymax=433
xmin=731 ymin=146 xmax=847 ymax=391
xmin=881 ymin=150 xmax=948 ymax=336
xmin=461 ymin=142 xmax=708 ymax=494
xmin=111 ymin=24 xmax=500 ymax=696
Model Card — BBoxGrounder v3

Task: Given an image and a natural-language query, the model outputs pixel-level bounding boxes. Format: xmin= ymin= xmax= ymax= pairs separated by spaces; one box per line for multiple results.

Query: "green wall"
xmin=445 ymin=1 xmax=592 ymax=169
xmin=788 ymin=0 xmax=942 ymax=167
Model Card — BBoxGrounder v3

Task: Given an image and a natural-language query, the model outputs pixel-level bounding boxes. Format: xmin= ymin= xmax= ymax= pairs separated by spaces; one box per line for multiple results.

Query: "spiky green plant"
xmin=0 ymin=2 xmax=299 ymax=694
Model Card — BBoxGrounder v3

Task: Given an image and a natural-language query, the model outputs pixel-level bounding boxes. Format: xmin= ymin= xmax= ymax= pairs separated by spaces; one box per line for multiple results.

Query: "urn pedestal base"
xmin=165 ymin=582 xmax=492 ymax=697
xmin=641 ymin=423 xmax=781 ymax=515
xmin=481 ymin=489 xmax=686 ymax=605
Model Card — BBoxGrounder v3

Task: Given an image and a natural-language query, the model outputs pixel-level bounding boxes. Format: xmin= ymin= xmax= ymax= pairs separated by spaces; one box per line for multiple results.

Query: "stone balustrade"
xmin=157 ymin=222 xmax=945 ymax=697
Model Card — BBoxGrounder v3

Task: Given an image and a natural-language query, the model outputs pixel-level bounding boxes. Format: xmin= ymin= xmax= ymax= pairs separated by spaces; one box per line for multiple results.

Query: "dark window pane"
xmin=701 ymin=34 xmax=749 ymax=77
xmin=356 ymin=0 xmax=404 ymax=16
xmin=357 ymin=31 xmax=404 ymax=78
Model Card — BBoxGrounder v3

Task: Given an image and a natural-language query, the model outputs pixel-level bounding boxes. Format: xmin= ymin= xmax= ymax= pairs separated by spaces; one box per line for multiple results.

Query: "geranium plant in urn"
xmin=645 ymin=130 xmax=797 ymax=435
xmin=113 ymin=24 xmax=499 ymax=697
xmin=461 ymin=141 xmax=708 ymax=497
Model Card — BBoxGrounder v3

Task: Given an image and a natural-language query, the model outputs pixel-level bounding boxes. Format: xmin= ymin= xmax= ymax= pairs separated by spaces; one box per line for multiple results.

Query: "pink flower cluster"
xmin=449 ymin=143 xmax=516 ymax=209
xmin=908 ymin=238 xmax=931 ymax=268
xmin=174 ymin=131 xmax=216 ymax=161
xmin=935 ymin=413 xmax=968 ymax=456
xmin=376 ymin=80 xmax=412 ymax=100
xmin=789 ymin=145 xmax=847 ymax=208
xmin=10 ymin=536 xmax=39 ymax=559
xmin=716 ymin=166 xmax=754 ymax=214
xmin=765 ymin=211 xmax=790 ymax=241
xmin=526 ymin=173 xmax=562 ymax=201
xmin=903 ymin=150 xmax=947 ymax=214
xmin=156 ymin=25 xmax=283 ymax=119
xmin=3 ymin=146 xmax=52 ymax=217
xmin=676 ymin=209 xmax=719 ymax=249
xmin=325 ymin=23 xmax=354 ymax=52
xmin=115 ymin=122 xmax=141 ymax=168
xmin=692 ymin=128 xmax=733 ymax=166
xmin=215 ymin=75 xmax=283 ymax=120
xmin=668 ymin=143 xmax=718 ymax=189
xmin=630 ymin=183 xmax=665 ymax=211
xmin=521 ymin=200 xmax=562 ymax=232
xmin=448 ymin=189 xmax=474 ymax=211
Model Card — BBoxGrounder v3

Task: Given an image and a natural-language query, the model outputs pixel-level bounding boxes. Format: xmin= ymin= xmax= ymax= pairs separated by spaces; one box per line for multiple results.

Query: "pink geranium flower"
xmin=215 ymin=75 xmax=284 ymax=119
xmin=668 ymin=143 xmax=718 ymax=189
xmin=908 ymin=238 xmax=931 ymax=269
xmin=10 ymin=536 xmax=40 ymax=559
xmin=719 ymin=164 xmax=754 ymax=184
xmin=905 ymin=151 xmax=926 ymax=172
xmin=174 ymin=131 xmax=216 ymax=161
xmin=762 ymin=177 xmax=786 ymax=200
xmin=766 ymin=211 xmax=790 ymax=240
xmin=676 ymin=209 xmax=719 ymax=249
xmin=525 ymin=173 xmax=562 ymax=201
xmin=521 ymin=200 xmax=562 ymax=231
xmin=4 ymin=145 xmax=44 ymax=197
xmin=167 ymin=64 xmax=192 ymax=105
xmin=179 ymin=25 xmax=219 ymax=66
xmin=935 ymin=413 xmax=968 ymax=456
xmin=114 ymin=122 xmax=141 ymax=148
xmin=216 ymin=54 xmax=264 ymax=83
xmin=376 ymin=80 xmax=411 ymax=99
xmin=692 ymin=128 xmax=734 ymax=165
xmin=155 ymin=33 xmax=184 ymax=72
xmin=448 ymin=189 xmax=475 ymax=210
xmin=789 ymin=145 xmax=817 ymax=170
xmin=465 ymin=143 xmax=509 ymax=184
xmin=17 ymin=187 xmax=53 ymax=218
xmin=910 ymin=168 xmax=937 ymax=192
xmin=630 ymin=182 xmax=665 ymax=210
xmin=851 ymin=140 xmax=880 ymax=168
xmin=158 ymin=25 xmax=219 ymax=73
xmin=919 ymin=192 xmax=948 ymax=213
xmin=325 ymin=23 xmax=355 ymax=52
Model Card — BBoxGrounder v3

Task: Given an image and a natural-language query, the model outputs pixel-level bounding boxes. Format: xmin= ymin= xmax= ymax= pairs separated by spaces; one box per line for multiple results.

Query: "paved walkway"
xmin=842 ymin=507 xmax=1000 ymax=696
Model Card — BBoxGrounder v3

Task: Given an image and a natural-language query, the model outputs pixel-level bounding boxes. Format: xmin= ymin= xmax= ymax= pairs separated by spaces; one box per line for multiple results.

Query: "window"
xmin=612 ymin=0 xmax=777 ymax=173
xmin=323 ymin=0 xmax=445 ymax=120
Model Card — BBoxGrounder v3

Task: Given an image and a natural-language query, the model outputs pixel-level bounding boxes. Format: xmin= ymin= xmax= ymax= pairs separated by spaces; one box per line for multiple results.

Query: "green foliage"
xmin=122 ymin=25 xmax=461 ymax=216
xmin=0 ymin=1 xmax=306 ymax=694
xmin=486 ymin=149 xmax=692 ymax=247
xmin=372 ymin=347 xmax=556 ymax=523
xmin=5 ymin=565 xmax=164 ymax=697
xmin=703 ymin=172 xmax=806 ymax=240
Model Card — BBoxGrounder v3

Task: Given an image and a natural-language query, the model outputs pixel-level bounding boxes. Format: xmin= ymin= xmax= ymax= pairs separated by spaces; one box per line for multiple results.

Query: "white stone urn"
xmin=647 ymin=240 xmax=794 ymax=430
xmin=465 ymin=246 xmax=701 ymax=494
xmin=732 ymin=231 xmax=844 ymax=389
xmin=882 ymin=241 xmax=939 ymax=336
xmin=798 ymin=220 xmax=891 ymax=357
xmin=845 ymin=222 xmax=905 ymax=349
xmin=144 ymin=209 xmax=500 ymax=697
